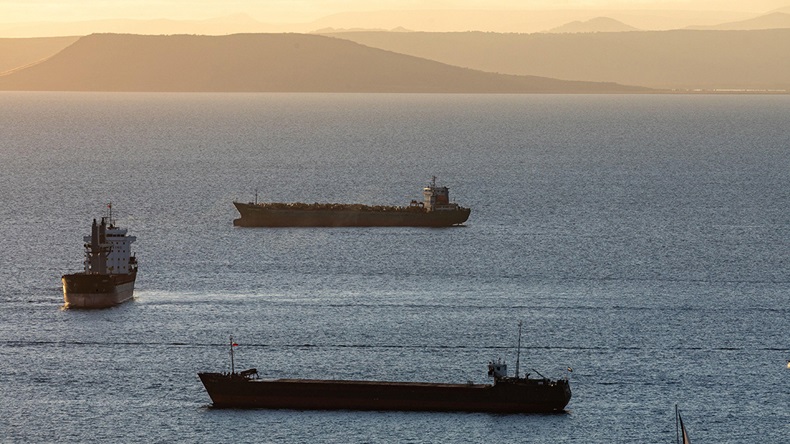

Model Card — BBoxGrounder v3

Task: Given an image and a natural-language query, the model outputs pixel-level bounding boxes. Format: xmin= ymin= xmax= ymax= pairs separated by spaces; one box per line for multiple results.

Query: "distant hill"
xmin=0 ymin=33 xmax=647 ymax=93
xmin=325 ymin=29 xmax=790 ymax=90
xmin=687 ymin=11 xmax=790 ymax=30
xmin=545 ymin=17 xmax=639 ymax=33
xmin=0 ymin=36 xmax=79 ymax=73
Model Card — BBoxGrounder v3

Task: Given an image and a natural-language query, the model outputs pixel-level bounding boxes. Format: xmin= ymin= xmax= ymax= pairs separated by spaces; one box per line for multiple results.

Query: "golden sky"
xmin=1 ymin=0 xmax=787 ymax=23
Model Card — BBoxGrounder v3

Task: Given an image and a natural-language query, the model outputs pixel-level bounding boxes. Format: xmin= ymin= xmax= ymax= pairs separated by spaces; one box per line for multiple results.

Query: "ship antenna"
xmin=515 ymin=321 xmax=523 ymax=379
xmin=107 ymin=202 xmax=112 ymax=223
xmin=230 ymin=335 xmax=235 ymax=374
xmin=254 ymin=189 xmax=258 ymax=205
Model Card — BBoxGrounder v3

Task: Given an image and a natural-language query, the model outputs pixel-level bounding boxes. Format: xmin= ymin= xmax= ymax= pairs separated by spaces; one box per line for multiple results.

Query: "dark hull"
xmin=62 ymin=272 xmax=136 ymax=309
xmin=198 ymin=373 xmax=571 ymax=413
xmin=233 ymin=202 xmax=471 ymax=227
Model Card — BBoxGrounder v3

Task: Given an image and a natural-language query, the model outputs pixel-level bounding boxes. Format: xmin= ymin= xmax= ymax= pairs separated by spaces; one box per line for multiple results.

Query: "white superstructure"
xmin=83 ymin=216 xmax=137 ymax=275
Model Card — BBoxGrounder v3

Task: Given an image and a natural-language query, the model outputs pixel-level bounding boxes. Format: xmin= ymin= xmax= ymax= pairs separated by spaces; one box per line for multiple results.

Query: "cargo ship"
xmin=62 ymin=207 xmax=137 ymax=309
xmin=232 ymin=177 xmax=470 ymax=227
xmin=198 ymin=331 xmax=571 ymax=413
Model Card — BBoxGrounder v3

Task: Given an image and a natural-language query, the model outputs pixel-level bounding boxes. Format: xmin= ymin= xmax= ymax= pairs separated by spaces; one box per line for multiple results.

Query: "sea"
xmin=0 ymin=92 xmax=788 ymax=443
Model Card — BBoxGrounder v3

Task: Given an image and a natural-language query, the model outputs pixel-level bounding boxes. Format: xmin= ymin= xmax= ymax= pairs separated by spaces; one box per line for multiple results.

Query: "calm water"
xmin=0 ymin=92 xmax=788 ymax=443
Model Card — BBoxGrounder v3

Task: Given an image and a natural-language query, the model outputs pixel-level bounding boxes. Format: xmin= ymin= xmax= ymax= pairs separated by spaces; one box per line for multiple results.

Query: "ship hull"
xmin=232 ymin=202 xmax=471 ymax=227
xmin=62 ymin=272 xmax=136 ymax=309
xmin=198 ymin=373 xmax=571 ymax=413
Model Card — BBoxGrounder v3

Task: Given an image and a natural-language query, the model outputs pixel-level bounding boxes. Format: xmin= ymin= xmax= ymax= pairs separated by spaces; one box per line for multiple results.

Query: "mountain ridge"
xmin=324 ymin=29 xmax=790 ymax=90
xmin=0 ymin=33 xmax=647 ymax=93
xmin=0 ymin=36 xmax=80 ymax=73
xmin=687 ymin=11 xmax=790 ymax=30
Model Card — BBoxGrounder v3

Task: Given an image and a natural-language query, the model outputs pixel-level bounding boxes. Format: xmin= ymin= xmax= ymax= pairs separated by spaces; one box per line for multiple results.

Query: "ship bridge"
xmin=422 ymin=177 xmax=461 ymax=212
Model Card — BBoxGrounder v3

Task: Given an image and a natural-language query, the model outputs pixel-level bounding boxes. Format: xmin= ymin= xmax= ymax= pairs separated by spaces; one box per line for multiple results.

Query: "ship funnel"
xmin=87 ymin=218 xmax=109 ymax=274
xmin=97 ymin=218 xmax=108 ymax=274
xmin=89 ymin=219 xmax=101 ymax=273
xmin=99 ymin=218 xmax=107 ymax=244
xmin=90 ymin=219 xmax=99 ymax=250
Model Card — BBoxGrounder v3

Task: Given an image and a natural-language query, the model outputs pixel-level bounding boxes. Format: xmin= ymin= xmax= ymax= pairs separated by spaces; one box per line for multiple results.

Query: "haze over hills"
xmin=0 ymin=33 xmax=647 ymax=93
xmin=2 ymin=3 xmax=788 ymax=93
xmin=325 ymin=29 xmax=790 ymax=91
xmin=0 ymin=14 xmax=284 ymax=38
xmin=687 ymin=11 xmax=790 ymax=30
xmin=545 ymin=17 xmax=639 ymax=33
xmin=0 ymin=8 xmax=766 ymax=37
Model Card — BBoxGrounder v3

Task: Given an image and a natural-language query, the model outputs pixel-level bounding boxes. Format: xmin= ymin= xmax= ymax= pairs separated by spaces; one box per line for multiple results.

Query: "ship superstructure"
xmin=421 ymin=176 xmax=462 ymax=212
xmin=62 ymin=207 xmax=137 ymax=309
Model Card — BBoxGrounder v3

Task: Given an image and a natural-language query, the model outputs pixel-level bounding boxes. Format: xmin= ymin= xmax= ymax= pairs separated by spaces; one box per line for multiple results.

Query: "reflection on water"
xmin=0 ymin=93 xmax=788 ymax=443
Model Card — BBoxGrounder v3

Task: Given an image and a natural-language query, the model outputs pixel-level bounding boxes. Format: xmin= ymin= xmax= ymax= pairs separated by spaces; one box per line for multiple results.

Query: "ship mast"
xmin=230 ymin=336 xmax=235 ymax=374
xmin=515 ymin=321 xmax=523 ymax=379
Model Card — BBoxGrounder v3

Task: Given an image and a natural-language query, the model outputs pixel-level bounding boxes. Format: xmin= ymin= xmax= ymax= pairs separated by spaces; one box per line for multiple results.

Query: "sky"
xmin=1 ymin=0 xmax=788 ymax=23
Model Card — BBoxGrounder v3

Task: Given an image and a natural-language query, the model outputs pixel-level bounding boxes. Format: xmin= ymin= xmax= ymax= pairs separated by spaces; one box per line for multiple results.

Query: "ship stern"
xmin=62 ymin=273 xmax=136 ymax=309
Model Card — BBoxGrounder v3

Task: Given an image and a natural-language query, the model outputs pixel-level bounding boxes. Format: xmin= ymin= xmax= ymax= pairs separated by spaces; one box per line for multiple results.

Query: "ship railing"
xmin=221 ymin=368 xmax=259 ymax=379
xmin=432 ymin=203 xmax=460 ymax=211
xmin=257 ymin=202 xmax=428 ymax=213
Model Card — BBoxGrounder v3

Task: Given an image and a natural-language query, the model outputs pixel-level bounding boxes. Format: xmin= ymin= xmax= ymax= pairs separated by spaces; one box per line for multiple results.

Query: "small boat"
xmin=198 ymin=326 xmax=571 ymax=413
xmin=61 ymin=205 xmax=137 ymax=309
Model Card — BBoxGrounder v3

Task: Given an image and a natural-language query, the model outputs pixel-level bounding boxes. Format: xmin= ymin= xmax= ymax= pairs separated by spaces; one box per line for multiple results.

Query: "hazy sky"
xmin=2 ymin=0 xmax=787 ymax=23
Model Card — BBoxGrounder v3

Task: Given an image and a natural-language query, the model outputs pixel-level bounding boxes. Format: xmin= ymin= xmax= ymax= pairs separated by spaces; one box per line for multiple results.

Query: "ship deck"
xmin=257 ymin=378 xmax=490 ymax=389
